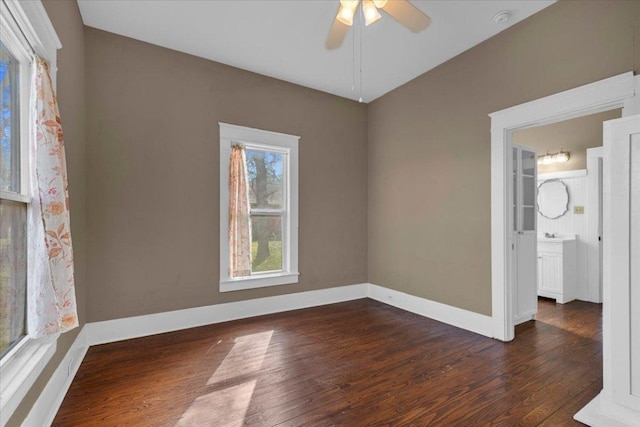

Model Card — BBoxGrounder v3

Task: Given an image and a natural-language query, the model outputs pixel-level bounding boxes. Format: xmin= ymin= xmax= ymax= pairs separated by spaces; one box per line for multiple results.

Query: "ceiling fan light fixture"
xmin=363 ymin=0 xmax=382 ymax=26
xmin=337 ymin=3 xmax=357 ymax=26
xmin=372 ymin=0 xmax=388 ymax=8
xmin=340 ymin=0 xmax=359 ymax=8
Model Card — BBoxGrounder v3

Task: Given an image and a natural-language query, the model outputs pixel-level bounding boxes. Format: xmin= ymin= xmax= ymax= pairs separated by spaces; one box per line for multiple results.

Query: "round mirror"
xmin=537 ymin=180 xmax=569 ymax=219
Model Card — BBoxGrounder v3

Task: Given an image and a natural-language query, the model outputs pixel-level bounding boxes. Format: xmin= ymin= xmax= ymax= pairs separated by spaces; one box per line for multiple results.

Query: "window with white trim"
xmin=0 ymin=1 xmax=59 ymax=423
xmin=0 ymin=35 xmax=28 ymax=358
xmin=219 ymin=123 xmax=299 ymax=292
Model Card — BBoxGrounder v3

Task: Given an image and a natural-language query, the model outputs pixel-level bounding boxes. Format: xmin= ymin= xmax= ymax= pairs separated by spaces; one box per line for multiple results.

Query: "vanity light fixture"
xmin=555 ymin=150 xmax=570 ymax=163
xmin=541 ymin=152 xmax=554 ymax=165
xmin=538 ymin=150 xmax=570 ymax=165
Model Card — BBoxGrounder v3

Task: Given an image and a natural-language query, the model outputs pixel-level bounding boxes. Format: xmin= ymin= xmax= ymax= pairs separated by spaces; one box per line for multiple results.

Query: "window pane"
xmin=522 ymin=149 xmax=535 ymax=177
xmin=0 ymin=199 xmax=27 ymax=357
xmin=523 ymin=206 xmax=535 ymax=231
xmin=513 ymin=147 xmax=517 ymax=231
xmin=523 ymin=175 xmax=535 ymax=207
xmin=251 ymin=215 xmax=282 ymax=273
xmin=246 ymin=149 xmax=284 ymax=210
xmin=0 ymin=41 xmax=20 ymax=193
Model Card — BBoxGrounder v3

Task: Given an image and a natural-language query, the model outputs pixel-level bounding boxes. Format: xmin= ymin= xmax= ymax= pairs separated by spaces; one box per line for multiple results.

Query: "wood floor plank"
xmin=53 ymin=298 xmax=602 ymax=426
xmin=537 ymin=379 xmax=603 ymax=427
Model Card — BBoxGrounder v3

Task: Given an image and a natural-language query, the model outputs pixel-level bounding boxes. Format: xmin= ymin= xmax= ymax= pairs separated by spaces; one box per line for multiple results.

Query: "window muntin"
xmin=219 ymin=123 xmax=299 ymax=292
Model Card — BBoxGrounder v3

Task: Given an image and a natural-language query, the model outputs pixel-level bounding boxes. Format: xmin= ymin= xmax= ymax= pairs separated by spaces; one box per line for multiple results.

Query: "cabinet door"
xmin=539 ymin=252 xmax=562 ymax=293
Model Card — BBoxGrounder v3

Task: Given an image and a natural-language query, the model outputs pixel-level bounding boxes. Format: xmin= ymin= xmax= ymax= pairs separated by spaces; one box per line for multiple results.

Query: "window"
xmin=246 ymin=148 xmax=285 ymax=273
xmin=1 ymin=39 xmax=28 ymax=358
xmin=0 ymin=1 xmax=59 ymax=423
xmin=219 ymin=123 xmax=299 ymax=292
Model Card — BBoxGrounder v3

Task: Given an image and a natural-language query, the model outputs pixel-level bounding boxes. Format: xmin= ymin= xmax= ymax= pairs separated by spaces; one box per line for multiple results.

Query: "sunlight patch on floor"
xmin=176 ymin=379 xmax=258 ymax=427
xmin=206 ymin=330 xmax=274 ymax=385
xmin=176 ymin=330 xmax=274 ymax=426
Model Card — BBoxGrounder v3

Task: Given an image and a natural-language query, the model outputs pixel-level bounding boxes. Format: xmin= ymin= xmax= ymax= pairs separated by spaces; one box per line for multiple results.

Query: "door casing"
xmin=489 ymin=72 xmax=638 ymax=342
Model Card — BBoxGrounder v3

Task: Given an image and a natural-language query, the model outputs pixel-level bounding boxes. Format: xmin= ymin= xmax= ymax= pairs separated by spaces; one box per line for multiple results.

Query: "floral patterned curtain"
xmin=27 ymin=57 xmax=78 ymax=337
xmin=229 ymin=145 xmax=252 ymax=277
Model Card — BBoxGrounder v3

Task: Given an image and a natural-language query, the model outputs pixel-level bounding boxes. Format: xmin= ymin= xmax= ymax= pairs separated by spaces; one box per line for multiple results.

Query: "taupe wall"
xmin=85 ymin=28 xmax=368 ymax=322
xmin=7 ymin=1 xmax=86 ymax=425
xmin=368 ymin=0 xmax=640 ymax=316
xmin=513 ymin=109 xmax=622 ymax=174
xmin=9 ymin=0 xmax=640 ymax=422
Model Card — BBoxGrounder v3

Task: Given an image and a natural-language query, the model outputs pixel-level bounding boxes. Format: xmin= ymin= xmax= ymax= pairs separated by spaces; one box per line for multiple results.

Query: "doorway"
xmin=489 ymin=72 xmax=637 ymax=342
xmin=510 ymin=109 xmax=620 ymax=317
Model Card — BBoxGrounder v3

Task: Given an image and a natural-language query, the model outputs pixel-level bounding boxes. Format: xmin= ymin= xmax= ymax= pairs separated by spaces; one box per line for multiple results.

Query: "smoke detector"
xmin=493 ymin=11 xmax=511 ymax=24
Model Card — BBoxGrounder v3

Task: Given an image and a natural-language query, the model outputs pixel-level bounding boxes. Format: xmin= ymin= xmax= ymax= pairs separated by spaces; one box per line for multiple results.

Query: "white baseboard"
xmin=85 ymin=284 xmax=369 ymax=346
xmin=367 ymin=284 xmax=494 ymax=338
xmin=22 ymin=327 xmax=89 ymax=427
xmin=574 ymin=392 xmax=640 ymax=427
xmin=21 ymin=282 xmax=496 ymax=426
xmin=86 ymin=283 xmax=494 ymax=346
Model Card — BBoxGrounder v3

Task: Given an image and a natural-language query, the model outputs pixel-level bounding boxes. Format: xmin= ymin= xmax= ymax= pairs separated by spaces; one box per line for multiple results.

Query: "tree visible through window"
xmin=219 ymin=122 xmax=298 ymax=292
xmin=246 ymin=149 xmax=284 ymax=273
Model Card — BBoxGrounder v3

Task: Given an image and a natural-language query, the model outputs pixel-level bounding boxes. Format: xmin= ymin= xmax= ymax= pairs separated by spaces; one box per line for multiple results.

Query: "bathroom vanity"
xmin=537 ymin=234 xmax=577 ymax=303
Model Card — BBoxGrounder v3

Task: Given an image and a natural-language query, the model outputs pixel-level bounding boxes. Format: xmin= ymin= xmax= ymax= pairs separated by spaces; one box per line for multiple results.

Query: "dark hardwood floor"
xmin=53 ymin=298 xmax=602 ymax=426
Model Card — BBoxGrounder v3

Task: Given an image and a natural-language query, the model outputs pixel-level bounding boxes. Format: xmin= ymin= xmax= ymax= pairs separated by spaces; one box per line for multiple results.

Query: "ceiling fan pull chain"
xmin=359 ymin=4 xmax=363 ymax=103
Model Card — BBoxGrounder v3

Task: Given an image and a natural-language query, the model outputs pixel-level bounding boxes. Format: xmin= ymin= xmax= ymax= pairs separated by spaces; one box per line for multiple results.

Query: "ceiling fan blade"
xmin=326 ymin=17 xmax=351 ymax=49
xmin=381 ymin=0 xmax=431 ymax=33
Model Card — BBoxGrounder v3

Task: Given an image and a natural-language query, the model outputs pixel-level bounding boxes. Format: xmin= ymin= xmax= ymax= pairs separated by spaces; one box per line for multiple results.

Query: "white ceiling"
xmin=77 ymin=0 xmax=554 ymax=103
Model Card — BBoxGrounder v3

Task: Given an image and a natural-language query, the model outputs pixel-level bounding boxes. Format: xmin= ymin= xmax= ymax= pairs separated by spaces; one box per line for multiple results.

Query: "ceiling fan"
xmin=326 ymin=0 xmax=431 ymax=49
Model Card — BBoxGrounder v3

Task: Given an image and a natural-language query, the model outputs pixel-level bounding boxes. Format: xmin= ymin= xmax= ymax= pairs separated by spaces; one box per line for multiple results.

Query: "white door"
xmin=587 ymin=148 xmax=604 ymax=303
xmin=511 ymin=145 xmax=538 ymax=325
xmin=605 ymin=114 xmax=640 ymax=412
xmin=593 ymin=159 xmax=604 ymax=302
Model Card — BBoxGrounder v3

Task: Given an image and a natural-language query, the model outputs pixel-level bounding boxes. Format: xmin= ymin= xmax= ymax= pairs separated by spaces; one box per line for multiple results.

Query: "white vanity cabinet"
xmin=537 ymin=237 xmax=576 ymax=303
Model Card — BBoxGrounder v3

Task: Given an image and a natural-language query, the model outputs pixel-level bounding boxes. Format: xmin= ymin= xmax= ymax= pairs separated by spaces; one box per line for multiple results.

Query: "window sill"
xmin=0 ymin=335 xmax=57 ymax=425
xmin=220 ymin=272 xmax=300 ymax=292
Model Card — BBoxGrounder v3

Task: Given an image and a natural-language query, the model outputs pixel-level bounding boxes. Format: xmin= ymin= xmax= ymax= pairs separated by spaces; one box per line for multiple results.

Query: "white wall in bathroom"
xmin=538 ymin=171 xmax=589 ymax=300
